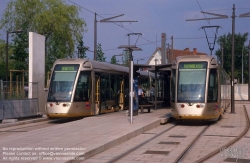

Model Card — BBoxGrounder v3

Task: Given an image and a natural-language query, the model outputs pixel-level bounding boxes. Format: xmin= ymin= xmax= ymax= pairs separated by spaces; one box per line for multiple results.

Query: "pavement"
xmin=0 ymin=102 xmax=249 ymax=163
xmin=0 ymin=108 xmax=171 ymax=163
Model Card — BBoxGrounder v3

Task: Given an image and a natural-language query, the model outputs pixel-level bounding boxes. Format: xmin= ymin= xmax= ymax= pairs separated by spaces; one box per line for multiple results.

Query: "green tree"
xmin=122 ymin=51 xmax=130 ymax=67
xmin=96 ymin=43 xmax=106 ymax=62
xmin=0 ymin=38 xmax=15 ymax=80
xmin=215 ymin=32 xmax=248 ymax=83
xmin=110 ymin=55 xmax=118 ymax=64
xmin=0 ymin=39 xmax=5 ymax=63
xmin=77 ymin=37 xmax=87 ymax=58
xmin=0 ymin=0 xmax=87 ymax=77
xmin=10 ymin=32 xmax=28 ymax=71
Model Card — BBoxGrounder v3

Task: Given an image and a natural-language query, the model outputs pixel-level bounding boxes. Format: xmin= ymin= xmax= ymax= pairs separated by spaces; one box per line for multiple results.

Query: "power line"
xmin=68 ymin=0 xmax=155 ymax=45
xmin=195 ymin=0 xmax=215 ymax=35
xmin=102 ymin=36 xmax=214 ymax=51
xmin=68 ymin=0 xmax=95 ymax=14
xmin=195 ymin=0 xmax=210 ymax=25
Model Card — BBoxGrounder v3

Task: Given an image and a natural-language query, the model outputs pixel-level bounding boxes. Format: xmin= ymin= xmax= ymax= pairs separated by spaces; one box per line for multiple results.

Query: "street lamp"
xmin=118 ymin=45 xmax=142 ymax=124
xmin=136 ymin=58 xmax=144 ymax=64
xmin=114 ymin=54 xmax=123 ymax=57
xmin=6 ymin=30 xmax=23 ymax=81
xmin=113 ymin=54 xmax=123 ymax=64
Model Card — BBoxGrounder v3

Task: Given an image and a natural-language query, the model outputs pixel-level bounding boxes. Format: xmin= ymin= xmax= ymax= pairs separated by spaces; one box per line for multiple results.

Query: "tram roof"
xmin=55 ymin=59 xmax=129 ymax=73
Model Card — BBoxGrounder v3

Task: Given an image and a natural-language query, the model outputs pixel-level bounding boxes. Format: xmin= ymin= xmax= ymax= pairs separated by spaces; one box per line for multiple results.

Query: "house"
xmin=146 ymin=47 xmax=207 ymax=65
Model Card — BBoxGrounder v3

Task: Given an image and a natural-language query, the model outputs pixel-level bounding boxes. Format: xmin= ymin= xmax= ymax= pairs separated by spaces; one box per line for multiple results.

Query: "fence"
xmin=234 ymin=84 xmax=249 ymax=100
xmin=0 ymin=80 xmax=39 ymax=120
xmin=0 ymin=80 xmax=38 ymax=100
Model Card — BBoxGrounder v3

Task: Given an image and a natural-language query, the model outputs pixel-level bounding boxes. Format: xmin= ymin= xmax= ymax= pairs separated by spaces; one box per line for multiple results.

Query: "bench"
xmin=148 ymin=101 xmax=164 ymax=109
xmin=139 ymin=105 xmax=154 ymax=113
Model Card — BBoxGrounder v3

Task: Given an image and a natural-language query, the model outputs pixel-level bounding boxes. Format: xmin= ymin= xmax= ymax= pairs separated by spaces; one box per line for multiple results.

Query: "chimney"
xmin=193 ymin=48 xmax=197 ymax=55
xmin=184 ymin=48 xmax=189 ymax=52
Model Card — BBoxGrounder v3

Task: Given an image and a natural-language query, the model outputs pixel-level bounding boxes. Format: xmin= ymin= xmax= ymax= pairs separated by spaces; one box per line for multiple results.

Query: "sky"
xmin=0 ymin=0 xmax=250 ymax=64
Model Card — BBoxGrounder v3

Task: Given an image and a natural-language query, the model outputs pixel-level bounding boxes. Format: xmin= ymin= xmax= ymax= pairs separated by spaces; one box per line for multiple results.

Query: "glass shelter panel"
xmin=47 ymin=64 xmax=79 ymax=102
xmin=177 ymin=62 xmax=207 ymax=103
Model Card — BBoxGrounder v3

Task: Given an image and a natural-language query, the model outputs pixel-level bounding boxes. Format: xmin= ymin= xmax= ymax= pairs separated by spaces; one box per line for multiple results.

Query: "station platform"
xmin=1 ymin=102 xmax=249 ymax=163
xmin=0 ymin=108 xmax=171 ymax=163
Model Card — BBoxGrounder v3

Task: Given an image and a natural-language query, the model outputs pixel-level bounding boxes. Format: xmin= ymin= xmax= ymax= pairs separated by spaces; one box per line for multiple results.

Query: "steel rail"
xmin=196 ymin=105 xmax=250 ymax=162
xmin=174 ymin=125 xmax=209 ymax=163
xmin=108 ymin=124 xmax=177 ymax=163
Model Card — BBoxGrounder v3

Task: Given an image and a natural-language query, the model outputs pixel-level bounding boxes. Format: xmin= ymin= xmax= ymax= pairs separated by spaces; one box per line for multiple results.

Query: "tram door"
xmin=95 ymin=75 xmax=100 ymax=115
xmin=118 ymin=77 xmax=125 ymax=110
xmin=99 ymin=74 xmax=121 ymax=113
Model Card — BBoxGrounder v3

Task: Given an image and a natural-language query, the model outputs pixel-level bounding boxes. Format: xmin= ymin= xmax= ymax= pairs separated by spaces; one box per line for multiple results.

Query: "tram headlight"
xmin=62 ymin=103 xmax=70 ymax=107
xmin=178 ymin=104 xmax=185 ymax=108
xmin=196 ymin=104 xmax=205 ymax=108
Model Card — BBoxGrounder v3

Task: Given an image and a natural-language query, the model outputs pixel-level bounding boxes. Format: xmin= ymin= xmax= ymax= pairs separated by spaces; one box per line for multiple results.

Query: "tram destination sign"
xmin=61 ymin=66 xmax=75 ymax=71
xmin=182 ymin=63 xmax=206 ymax=69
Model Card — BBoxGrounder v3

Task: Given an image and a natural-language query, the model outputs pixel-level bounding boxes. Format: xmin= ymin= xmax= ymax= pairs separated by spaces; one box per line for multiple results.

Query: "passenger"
xmin=138 ymin=85 xmax=144 ymax=105
xmin=24 ymin=85 xmax=28 ymax=99
xmin=150 ymin=84 xmax=155 ymax=101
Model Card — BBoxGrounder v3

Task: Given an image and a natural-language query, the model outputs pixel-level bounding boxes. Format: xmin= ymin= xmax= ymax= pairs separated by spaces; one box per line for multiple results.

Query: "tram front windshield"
xmin=177 ymin=62 xmax=207 ymax=103
xmin=47 ymin=64 xmax=79 ymax=102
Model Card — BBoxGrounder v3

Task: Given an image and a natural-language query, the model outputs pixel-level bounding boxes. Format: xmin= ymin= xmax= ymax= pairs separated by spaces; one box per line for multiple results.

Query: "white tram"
xmin=170 ymin=55 xmax=231 ymax=121
xmin=45 ymin=59 xmax=129 ymax=118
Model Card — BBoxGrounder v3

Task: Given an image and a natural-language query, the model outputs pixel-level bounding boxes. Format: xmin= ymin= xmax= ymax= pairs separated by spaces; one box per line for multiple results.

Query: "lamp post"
xmin=118 ymin=45 xmax=142 ymax=124
xmin=114 ymin=54 xmax=123 ymax=64
xmin=94 ymin=13 xmax=138 ymax=60
xmin=5 ymin=30 xmax=23 ymax=81
xmin=136 ymin=58 xmax=144 ymax=64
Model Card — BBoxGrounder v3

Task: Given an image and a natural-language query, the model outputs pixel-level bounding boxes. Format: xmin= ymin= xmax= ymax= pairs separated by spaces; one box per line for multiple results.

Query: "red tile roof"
xmin=168 ymin=48 xmax=207 ymax=63
xmin=147 ymin=47 xmax=207 ymax=64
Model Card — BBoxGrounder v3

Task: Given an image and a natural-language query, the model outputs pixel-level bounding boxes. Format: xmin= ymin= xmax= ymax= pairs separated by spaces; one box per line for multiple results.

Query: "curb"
xmin=0 ymin=117 xmax=48 ymax=129
xmin=67 ymin=115 xmax=172 ymax=162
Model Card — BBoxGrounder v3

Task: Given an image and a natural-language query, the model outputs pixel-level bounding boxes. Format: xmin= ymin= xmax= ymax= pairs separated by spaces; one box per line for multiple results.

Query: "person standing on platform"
xmin=150 ymin=84 xmax=155 ymax=101
xmin=138 ymin=85 xmax=144 ymax=105
xmin=24 ymin=85 xmax=29 ymax=99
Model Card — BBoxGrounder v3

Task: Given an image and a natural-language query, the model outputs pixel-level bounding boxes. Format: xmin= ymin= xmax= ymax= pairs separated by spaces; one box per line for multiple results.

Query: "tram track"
xmin=194 ymin=105 xmax=250 ymax=163
xmin=174 ymin=125 xmax=209 ymax=163
xmin=107 ymin=124 xmax=177 ymax=163
xmin=0 ymin=118 xmax=82 ymax=137
xmin=80 ymin=122 xmax=210 ymax=163
xmin=82 ymin=106 xmax=249 ymax=163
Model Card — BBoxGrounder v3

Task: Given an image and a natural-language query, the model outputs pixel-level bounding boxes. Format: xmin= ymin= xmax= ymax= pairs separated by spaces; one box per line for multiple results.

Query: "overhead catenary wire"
xmin=195 ymin=0 xmax=215 ymax=35
xmin=102 ymin=36 xmax=214 ymax=51
xmin=68 ymin=0 xmax=154 ymax=45
xmin=69 ymin=0 xmax=228 ymax=57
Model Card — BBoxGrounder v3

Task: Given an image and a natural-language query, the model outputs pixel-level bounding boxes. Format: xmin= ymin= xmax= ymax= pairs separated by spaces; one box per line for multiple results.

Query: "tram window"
xmin=170 ymin=70 xmax=176 ymax=102
xmin=100 ymin=74 xmax=108 ymax=101
xmin=74 ymin=71 xmax=91 ymax=102
xmin=177 ymin=62 xmax=207 ymax=103
xmin=47 ymin=64 xmax=79 ymax=102
xmin=208 ymin=69 xmax=218 ymax=102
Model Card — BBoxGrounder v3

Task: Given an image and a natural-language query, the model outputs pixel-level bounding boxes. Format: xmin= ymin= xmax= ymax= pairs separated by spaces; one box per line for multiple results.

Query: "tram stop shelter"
xmin=134 ymin=63 xmax=172 ymax=111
